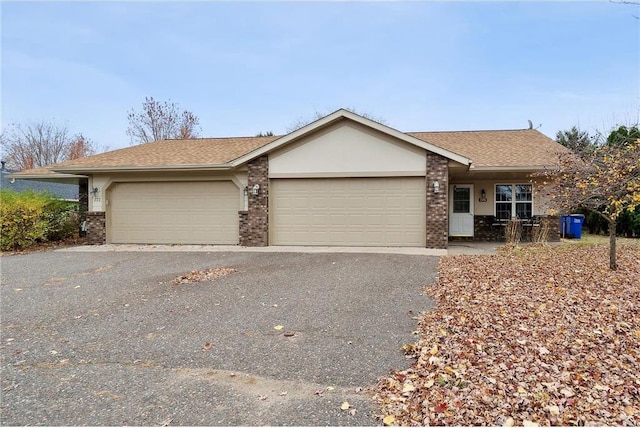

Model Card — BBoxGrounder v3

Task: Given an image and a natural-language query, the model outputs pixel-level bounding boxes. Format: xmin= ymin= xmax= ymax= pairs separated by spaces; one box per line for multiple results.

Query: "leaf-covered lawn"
xmin=375 ymin=244 xmax=640 ymax=426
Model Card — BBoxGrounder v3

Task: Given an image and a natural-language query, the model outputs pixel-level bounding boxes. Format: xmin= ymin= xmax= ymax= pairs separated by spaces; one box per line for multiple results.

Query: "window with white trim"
xmin=495 ymin=184 xmax=532 ymax=219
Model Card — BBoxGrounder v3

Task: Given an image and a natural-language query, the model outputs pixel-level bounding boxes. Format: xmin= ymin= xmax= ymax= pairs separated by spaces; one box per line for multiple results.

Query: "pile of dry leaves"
xmin=172 ymin=268 xmax=237 ymax=284
xmin=376 ymin=244 xmax=640 ymax=426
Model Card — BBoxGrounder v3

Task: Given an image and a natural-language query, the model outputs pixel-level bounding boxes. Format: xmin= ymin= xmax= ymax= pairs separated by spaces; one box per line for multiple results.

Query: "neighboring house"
xmin=10 ymin=109 xmax=569 ymax=249
xmin=1 ymin=160 xmax=79 ymax=201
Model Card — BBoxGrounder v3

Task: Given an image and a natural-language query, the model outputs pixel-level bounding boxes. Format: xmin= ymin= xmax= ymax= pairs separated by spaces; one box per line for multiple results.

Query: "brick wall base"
xmin=86 ymin=211 xmax=106 ymax=245
xmin=448 ymin=215 xmax=562 ymax=243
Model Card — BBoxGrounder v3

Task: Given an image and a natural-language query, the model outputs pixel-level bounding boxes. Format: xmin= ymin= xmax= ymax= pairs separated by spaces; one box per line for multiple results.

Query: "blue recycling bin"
xmin=569 ymin=214 xmax=585 ymax=239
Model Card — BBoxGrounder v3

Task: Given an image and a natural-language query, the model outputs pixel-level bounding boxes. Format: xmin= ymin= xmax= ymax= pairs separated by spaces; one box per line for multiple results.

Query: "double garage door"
xmin=107 ymin=178 xmax=426 ymax=247
xmin=271 ymin=177 xmax=426 ymax=247
xmin=108 ymin=181 xmax=239 ymax=244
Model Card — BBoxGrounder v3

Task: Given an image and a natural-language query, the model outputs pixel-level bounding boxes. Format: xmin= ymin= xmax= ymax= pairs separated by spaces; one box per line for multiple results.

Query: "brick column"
xmin=425 ymin=152 xmax=448 ymax=249
xmin=86 ymin=212 xmax=106 ymax=245
xmin=239 ymin=156 xmax=269 ymax=246
xmin=78 ymin=178 xmax=88 ymax=237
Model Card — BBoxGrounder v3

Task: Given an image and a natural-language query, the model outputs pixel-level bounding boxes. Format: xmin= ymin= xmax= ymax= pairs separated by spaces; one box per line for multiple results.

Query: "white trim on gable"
xmin=231 ymin=109 xmax=472 ymax=167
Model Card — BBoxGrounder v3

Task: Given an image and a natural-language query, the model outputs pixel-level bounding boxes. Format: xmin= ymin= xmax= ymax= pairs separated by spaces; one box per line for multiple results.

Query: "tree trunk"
xmin=609 ymin=218 xmax=617 ymax=270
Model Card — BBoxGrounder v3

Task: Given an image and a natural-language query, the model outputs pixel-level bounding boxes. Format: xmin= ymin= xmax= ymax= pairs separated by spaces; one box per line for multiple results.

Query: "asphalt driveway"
xmin=1 ymin=250 xmax=436 ymax=426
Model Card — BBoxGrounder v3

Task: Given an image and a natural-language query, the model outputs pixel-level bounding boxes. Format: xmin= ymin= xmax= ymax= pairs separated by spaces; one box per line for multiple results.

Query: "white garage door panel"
xmin=271 ymin=177 xmax=425 ymax=246
xmin=109 ymin=181 xmax=239 ymax=244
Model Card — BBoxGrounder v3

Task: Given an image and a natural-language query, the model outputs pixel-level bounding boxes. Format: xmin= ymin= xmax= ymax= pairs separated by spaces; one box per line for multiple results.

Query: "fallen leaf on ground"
xmin=374 ymin=245 xmax=640 ymax=426
xmin=274 ymin=325 xmax=283 ymax=331
xmin=341 ymin=401 xmax=350 ymax=410
xmin=172 ymin=268 xmax=237 ymax=285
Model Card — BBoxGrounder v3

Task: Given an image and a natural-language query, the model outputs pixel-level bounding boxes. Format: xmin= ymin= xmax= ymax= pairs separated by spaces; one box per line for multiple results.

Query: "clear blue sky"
xmin=2 ymin=1 xmax=639 ymax=151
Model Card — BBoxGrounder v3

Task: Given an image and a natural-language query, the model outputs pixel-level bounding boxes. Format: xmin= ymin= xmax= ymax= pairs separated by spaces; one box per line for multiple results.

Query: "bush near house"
xmin=581 ymin=208 xmax=640 ymax=238
xmin=0 ymin=190 xmax=78 ymax=251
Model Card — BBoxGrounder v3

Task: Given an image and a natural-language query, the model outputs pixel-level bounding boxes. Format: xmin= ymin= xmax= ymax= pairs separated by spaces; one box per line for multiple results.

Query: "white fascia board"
xmin=470 ymin=165 xmax=553 ymax=172
xmin=230 ymin=109 xmax=472 ymax=167
xmin=52 ymin=164 xmax=233 ymax=174
xmin=8 ymin=172 xmax=88 ymax=179
xmin=339 ymin=110 xmax=472 ymax=166
xmin=230 ymin=110 xmax=348 ymax=166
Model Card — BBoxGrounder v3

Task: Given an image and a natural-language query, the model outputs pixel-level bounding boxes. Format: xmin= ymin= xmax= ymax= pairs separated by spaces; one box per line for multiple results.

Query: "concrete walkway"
xmin=56 ymin=242 xmax=502 ymax=256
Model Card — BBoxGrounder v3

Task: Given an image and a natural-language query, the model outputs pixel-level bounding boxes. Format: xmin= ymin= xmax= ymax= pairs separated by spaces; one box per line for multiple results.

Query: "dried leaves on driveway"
xmin=172 ymin=268 xmax=237 ymax=284
xmin=376 ymin=245 xmax=640 ymax=426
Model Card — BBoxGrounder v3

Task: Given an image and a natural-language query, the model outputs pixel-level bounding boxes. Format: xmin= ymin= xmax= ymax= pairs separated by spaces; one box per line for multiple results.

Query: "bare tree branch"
xmin=0 ymin=121 xmax=95 ymax=170
xmin=126 ymin=97 xmax=201 ymax=145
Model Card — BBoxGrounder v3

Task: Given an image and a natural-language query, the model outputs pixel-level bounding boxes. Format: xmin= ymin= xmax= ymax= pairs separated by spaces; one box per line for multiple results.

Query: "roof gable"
xmin=232 ymin=109 xmax=471 ymax=167
xmin=269 ymin=119 xmax=428 ymax=177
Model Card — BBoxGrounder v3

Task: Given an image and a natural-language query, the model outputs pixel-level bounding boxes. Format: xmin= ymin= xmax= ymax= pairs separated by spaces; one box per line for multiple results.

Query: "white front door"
xmin=449 ymin=184 xmax=474 ymax=237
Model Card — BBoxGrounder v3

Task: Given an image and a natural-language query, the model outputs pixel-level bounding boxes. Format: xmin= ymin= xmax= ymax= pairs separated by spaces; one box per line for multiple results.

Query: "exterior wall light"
xmin=479 ymin=189 xmax=487 ymax=202
xmin=433 ymin=180 xmax=440 ymax=193
xmin=252 ymin=184 xmax=260 ymax=196
xmin=243 ymin=186 xmax=248 ymax=197
xmin=90 ymin=187 xmax=99 ymax=197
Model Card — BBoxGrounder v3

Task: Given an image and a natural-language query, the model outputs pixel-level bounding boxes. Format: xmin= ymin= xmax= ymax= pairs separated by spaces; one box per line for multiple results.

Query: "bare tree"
xmin=66 ymin=134 xmax=95 ymax=161
xmin=610 ymin=0 xmax=640 ymax=18
xmin=126 ymin=97 xmax=201 ymax=145
xmin=286 ymin=107 xmax=388 ymax=133
xmin=0 ymin=121 xmax=95 ymax=171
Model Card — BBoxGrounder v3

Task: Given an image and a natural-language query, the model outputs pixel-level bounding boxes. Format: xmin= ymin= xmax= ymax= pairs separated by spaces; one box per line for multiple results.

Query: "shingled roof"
xmin=50 ymin=135 xmax=279 ymax=171
xmin=409 ymin=129 xmax=570 ymax=168
xmin=11 ymin=114 xmax=568 ymax=176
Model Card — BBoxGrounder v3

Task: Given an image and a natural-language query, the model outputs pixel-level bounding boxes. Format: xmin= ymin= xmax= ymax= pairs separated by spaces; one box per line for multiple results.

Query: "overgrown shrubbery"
xmin=580 ymin=208 xmax=640 ymax=238
xmin=0 ymin=190 xmax=78 ymax=251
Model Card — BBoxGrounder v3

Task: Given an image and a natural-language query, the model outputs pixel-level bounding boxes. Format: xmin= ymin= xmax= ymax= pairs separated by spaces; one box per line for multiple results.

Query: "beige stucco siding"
xmin=269 ymin=121 xmax=426 ymax=178
xmin=451 ymin=179 xmax=553 ymax=216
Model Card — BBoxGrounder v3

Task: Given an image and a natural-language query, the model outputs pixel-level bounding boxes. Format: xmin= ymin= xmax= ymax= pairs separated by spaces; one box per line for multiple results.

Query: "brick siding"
xmin=78 ymin=178 xmax=88 ymax=237
xmin=239 ymin=156 xmax=269 ymax=246
xmin=425 ymin=152 xmax=448 ymax=249
xmin=86 ymin=211 xmax=106 ymax=245
xmin=448 ymin=215 xmax=562 ymax=243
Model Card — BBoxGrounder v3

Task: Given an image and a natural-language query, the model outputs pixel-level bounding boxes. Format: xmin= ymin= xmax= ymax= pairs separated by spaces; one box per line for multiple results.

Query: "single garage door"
xmin=108 ymin=181 xmax=239 ymax=244
xmin=271 ymin=177 xmax=426 ymax=246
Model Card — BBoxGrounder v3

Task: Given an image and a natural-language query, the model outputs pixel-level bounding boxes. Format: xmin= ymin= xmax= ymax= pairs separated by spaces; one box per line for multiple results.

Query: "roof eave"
xmin=52 ymin=164 xmax=234 ymax=174
xmin=469 ymin=165 xmax=556 ymax=172
xmin=8 ymin=172 xmax=88 ymax=179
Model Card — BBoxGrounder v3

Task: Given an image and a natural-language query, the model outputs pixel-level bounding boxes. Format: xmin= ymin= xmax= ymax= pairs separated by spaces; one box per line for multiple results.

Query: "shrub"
xmin=0 ymin=190 xmax=78 ymax=251
xmin=504 ymin=218 xmax=522 ymax=246
xmin=42 ymin=198 xmax=78 ymax=241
